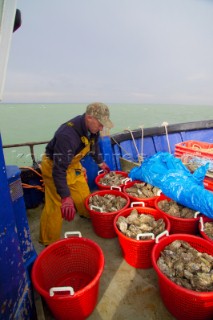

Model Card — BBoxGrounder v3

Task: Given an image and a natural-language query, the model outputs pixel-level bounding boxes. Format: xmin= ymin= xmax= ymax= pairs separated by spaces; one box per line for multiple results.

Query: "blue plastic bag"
xmin=129 ymin=152 xmax=213 ymax=218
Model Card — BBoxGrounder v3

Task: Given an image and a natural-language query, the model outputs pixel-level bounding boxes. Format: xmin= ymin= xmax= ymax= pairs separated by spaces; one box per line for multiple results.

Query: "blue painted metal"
xmin=0 ymin=135 xmax=15 ymax=225
xmin=120 ymin=140 xmax=139 ymax=162
xmin=6 ymin=165 xmax=37 ymax=268
xmin=0 ymin=134 xmax=35 ymax=319
xmin=110 ymin=128 xmax=213 ymax=171
xmin=99 ymin=135 xmax=115 ymax=169
xmin=112 ymin=144 xmax=122 ymax=170
xmin=13 ymin=281 xmax=35 ymax=320
xmin=181 ymin=129 xmax=213 ymax=143
xmin=81 ymin=154 xmax=99 ymax=190
xmin=153 ymin=132 xmax=183 ymax=154
xmin=81 ymin=136 xmax=117 ymax=190
xmin=111 ymin=136 xmax=157 ymax=170
xmin=142 ymin=137 xmax=157 ymax=159
xmin=10 ymin=127 xmax=210 ymax=201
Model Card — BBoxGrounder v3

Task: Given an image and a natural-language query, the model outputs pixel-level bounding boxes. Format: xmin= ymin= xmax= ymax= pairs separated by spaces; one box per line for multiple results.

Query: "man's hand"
xmin=98 ymin=162 xmax=110 ymax=173
xmin=61 ymin=197 xmax=76 ymax=221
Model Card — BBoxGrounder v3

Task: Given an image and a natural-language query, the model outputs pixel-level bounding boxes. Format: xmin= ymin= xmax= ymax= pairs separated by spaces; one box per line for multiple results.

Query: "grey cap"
xmin=86 ymin=102 xmax=113 ymax=129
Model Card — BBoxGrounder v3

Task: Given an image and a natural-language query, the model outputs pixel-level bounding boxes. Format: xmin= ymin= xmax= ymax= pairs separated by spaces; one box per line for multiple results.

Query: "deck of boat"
xmin=27 ymin=203 xmax=175 ymax=320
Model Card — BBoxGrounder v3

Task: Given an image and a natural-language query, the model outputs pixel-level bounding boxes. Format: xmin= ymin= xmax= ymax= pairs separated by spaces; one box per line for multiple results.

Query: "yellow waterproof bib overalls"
xmin=39 ymin=136 xmax=91 ymax=245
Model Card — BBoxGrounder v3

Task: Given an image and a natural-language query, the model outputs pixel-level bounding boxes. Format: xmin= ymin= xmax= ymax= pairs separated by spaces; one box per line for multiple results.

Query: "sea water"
xmin=0 ymin=103 xmax=212 ymax=165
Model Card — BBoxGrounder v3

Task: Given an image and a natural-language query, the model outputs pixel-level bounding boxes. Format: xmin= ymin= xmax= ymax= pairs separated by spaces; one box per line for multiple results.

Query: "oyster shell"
xmin=125 ymin=182 xmax=160 ymax=199
xmin=99 ymin=171 xmax=127 ymax=186
xmin=89 ymin=194 xmax=127 ymax=212
xmin=157 ymin=240 xmax=213 ymax=292
xmin=203 ymin=221 xmax=213 ymax=240
xmin=158 ymin=199 xmax=196 ymax=219
xmin=116 ymin=209 xmax=166 ymax=240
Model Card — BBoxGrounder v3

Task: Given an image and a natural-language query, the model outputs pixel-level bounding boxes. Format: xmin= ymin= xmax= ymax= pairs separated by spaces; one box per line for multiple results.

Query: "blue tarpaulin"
xmin=129 ymin=152 xmax=213 ymax=218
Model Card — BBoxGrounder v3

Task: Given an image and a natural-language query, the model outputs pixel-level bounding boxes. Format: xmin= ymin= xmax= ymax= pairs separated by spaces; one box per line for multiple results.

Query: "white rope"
xmin=124 ymin=128 xmax=142 ymax=163
xmin=161 ymin=121 xmax=171 ymax=153
xmin=139 ymin=125 xmax=144 ymax=162
xmin=111 ymin=136 xmax=136 ymax=162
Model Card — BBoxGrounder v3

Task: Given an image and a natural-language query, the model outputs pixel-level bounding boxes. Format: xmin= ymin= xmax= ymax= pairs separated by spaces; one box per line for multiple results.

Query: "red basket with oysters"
xmin=85 ymin=189 xmax=130 ymax=238
xmin=152 ymin=233 xmax=213 ymax=320
xmin=154 ymin=194 xmax=200 ymax=235
xmin=95 ymin=170 xmax=130 ymax=191
xmin=123 ymin=180 xmax=162 ymax=208
xmin=114 ymin=204 xmax=171 ymax=268
xmin=199 ymin=216 xmax=213 ymax=243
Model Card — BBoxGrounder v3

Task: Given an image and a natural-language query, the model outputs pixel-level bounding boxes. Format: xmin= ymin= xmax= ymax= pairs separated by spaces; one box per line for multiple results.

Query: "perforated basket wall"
xmin=152 ymin=234 xmax=213 ymax=320
xmin=114 ymin=206 xmax=171 ymax=269
xmin=32 ymin=236 xmax=104 ymax=320
xmin=85 ymin=189 xmax=130 ymax=238
xmin=154 ymin=195 xmax=200 ymax=235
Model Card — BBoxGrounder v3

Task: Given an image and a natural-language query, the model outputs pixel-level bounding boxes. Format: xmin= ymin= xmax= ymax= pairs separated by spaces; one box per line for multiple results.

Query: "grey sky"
xmin=3 ymin=0 xmax=213 ymax=104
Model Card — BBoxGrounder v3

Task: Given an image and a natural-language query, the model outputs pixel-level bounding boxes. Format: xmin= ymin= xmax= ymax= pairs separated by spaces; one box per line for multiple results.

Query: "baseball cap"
xmin=86 ymin=102 xmax=113 ymax=129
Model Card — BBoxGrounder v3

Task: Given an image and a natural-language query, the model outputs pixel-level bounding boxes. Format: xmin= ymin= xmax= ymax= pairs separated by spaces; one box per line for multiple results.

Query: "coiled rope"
xmin=20 ymin=166 xmax=45 ymax=192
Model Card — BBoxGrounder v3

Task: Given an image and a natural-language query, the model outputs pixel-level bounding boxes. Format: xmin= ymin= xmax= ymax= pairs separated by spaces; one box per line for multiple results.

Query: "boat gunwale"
xmin=2 ymin=120 xmax=213 ymax=165
xmin=110 ymin=120 xmax=213 ymax=145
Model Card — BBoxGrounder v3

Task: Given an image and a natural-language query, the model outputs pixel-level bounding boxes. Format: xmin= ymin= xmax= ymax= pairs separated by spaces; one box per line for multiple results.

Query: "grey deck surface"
xmin=27 ymin=204 xmax=175 ymax=320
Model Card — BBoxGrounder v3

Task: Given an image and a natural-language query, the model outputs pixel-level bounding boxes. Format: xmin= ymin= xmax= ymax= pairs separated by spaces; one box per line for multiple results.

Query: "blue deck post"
xmin=0 ymin=134 xmax=14 ymax=222
xmin=81 ymin=135 xmax=116 ymax=190
xmin=99 ymin=135 xmax=116 ymax=170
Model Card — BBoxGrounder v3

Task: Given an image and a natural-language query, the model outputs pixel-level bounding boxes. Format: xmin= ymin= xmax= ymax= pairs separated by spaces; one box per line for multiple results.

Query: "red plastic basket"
xmin=32 ymin=233 xmax=104 ymax=320
xmin=175 ymin=140 xmax=213 ymax=160
xmin=85 ymin=189 xmax=130 ymax=238
xmin=152 ymin=234 xmax=213 ymax=320
xmin=203 ymin=177 xmax=213 ymax=192
xmin=95 ymin=170 xmax=130 ymax=190
xmin=199 ymin=216 xmax=213 ymax=243
xmin=123 ymin=180 xmax=161 ymax=208
xmin=154 ymin=195 xmax=200 ymax=235
xmin=114 ymin=206 xmax=171 ymax=268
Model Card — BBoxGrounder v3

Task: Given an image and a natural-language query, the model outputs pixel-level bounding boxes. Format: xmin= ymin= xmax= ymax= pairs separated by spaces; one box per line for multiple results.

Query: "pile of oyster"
xmin=88 ymin=194 xmax=128 ymax=212
xmin=157 ymin=240 xmax=213 ymax=292
xmin=116 ymin=208 xmax=166 ymax=240
xmin=98 ymin=171 xmax=127 ymax=186
xmin=157 ymin=199 xmax=196 ymax=218
xmin=203 ymin=221 xmax=213 ymax=240
xmin=125 ymin=182 xmax=160 ymax=199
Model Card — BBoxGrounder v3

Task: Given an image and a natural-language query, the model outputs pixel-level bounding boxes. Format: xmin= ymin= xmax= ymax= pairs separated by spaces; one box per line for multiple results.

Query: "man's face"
xmin=87 ymin=115 xmax=104 ymax=133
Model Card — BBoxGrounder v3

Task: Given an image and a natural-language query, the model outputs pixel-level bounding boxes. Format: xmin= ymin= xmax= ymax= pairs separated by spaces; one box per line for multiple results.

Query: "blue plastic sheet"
xmin=129 ymin=152 xmax=213 ymax=218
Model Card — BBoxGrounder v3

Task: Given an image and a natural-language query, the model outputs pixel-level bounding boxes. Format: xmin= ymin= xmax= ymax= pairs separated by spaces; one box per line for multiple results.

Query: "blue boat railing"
xmin=2 ymin=119 xmax=213 ymax=170
xmin=3 ymin=140 xmax=49 ymax=165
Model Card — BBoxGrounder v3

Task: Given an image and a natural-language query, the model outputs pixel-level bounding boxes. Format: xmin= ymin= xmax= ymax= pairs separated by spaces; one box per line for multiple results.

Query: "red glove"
xmin=61 ymin=197 xmax=76 ymax=221
xmin=99 ymin=162 xmax=110 ymax=173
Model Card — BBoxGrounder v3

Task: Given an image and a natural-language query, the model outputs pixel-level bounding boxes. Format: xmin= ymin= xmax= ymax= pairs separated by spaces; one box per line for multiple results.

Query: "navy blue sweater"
xmin=45 ymin=114 xmax=103 ymax=198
